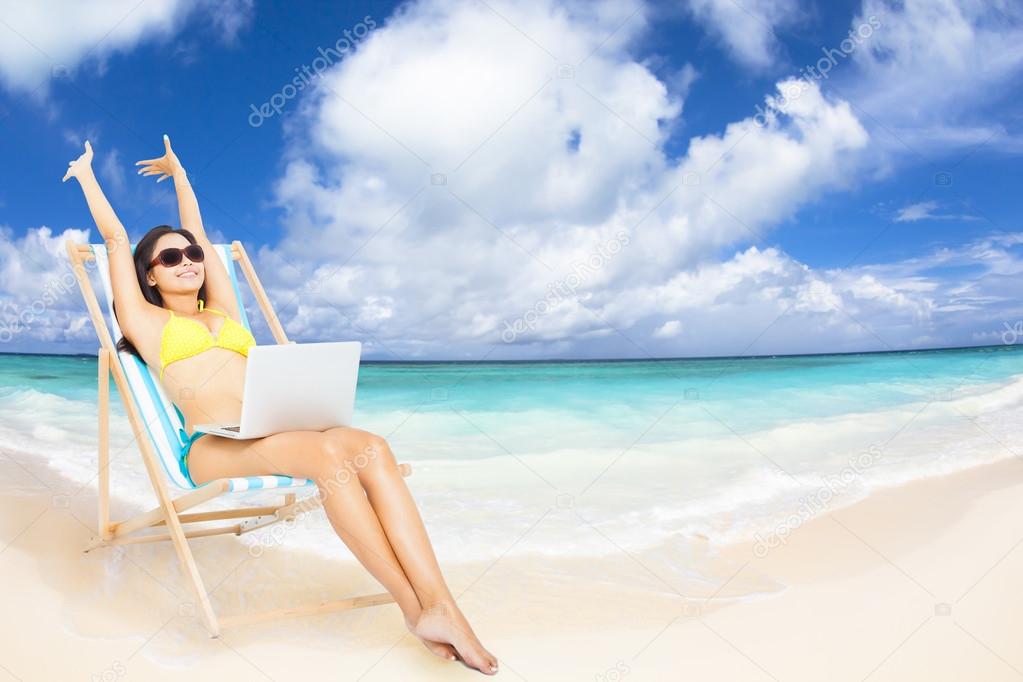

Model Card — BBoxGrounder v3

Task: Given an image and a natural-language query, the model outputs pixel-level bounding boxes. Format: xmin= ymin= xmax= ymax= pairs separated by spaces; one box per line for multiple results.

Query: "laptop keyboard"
xmin=223 ymin=425 xmax=241 ymax=432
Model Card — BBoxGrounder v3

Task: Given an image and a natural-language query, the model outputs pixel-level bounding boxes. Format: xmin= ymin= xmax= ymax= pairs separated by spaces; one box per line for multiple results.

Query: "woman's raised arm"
xmin=137 ymin=134 xmax=207 ymax=238
xmin=63 ymin=141 xmax=129 ymax=246
xmin=63 ymin=141 xmax=150 ymax=338
xmin=136 ymin=135 xmax=238 ymax=316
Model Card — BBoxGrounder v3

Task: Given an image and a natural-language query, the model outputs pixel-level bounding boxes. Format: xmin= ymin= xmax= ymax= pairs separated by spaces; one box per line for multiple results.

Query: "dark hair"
xmin=114 ymin=225 xmax=208 ymax=359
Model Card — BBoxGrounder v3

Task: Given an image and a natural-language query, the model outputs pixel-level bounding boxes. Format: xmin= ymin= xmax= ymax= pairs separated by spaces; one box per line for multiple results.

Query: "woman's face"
xmin=145 ymin=233 xmax=205 ymax=295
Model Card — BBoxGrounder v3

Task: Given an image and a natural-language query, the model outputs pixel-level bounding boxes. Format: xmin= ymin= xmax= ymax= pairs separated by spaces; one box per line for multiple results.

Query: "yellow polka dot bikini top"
xmin=159 ymin=299 xmax=256 ymax=379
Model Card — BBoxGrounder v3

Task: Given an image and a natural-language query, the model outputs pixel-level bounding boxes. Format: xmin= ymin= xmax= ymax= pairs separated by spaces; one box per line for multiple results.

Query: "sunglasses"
xmin=148 ymin=244 xmax=205 ymax=269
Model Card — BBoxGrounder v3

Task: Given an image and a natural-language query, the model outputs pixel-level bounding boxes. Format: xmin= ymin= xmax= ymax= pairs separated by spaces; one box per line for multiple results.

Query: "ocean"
xmin=2 ymin=344 xmax=1022 ymax=575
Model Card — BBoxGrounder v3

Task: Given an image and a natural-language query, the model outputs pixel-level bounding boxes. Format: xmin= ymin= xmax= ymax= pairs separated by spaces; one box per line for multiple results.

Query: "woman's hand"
xmin=136 ymin=134 xmax=185 ymax=183
xmin=62 ymin=141 xmax=94 ymax=183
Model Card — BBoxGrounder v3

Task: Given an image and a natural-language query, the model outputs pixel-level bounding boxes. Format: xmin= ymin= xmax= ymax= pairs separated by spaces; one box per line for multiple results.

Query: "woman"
xmin=63 ymin=136 xmax=498 ymax=675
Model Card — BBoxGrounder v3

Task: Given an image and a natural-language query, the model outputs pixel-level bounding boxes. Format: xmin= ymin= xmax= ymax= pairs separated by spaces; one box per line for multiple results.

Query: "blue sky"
xmin=1 ymin=0 xmax=1021 ymax=360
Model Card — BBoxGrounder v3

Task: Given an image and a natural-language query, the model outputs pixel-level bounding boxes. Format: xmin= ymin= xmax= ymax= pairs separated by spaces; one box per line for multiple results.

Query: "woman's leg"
xmin=323 ymin=427 xmax=498 ymax=675
xmin=186 ymin=429 xmax=457 ymax=660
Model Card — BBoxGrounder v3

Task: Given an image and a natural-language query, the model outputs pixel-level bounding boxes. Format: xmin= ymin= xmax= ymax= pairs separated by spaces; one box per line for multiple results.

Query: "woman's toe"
xmin=418 ymin=631 xmax=458 ymax=661
xmin=428 ymin=640 xmax=459 ymax=661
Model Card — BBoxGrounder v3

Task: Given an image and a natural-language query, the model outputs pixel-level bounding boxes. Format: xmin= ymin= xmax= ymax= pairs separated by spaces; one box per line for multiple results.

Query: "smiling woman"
xmin=108 ymin=225 xmax=211 ymax=361
xmin=60 ymin=135 xmax=500 ymax=674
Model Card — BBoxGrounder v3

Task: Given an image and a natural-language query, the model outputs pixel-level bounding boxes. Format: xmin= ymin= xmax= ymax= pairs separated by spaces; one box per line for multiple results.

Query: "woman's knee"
xmin=321 ymin=428 xmax=397 ymax=478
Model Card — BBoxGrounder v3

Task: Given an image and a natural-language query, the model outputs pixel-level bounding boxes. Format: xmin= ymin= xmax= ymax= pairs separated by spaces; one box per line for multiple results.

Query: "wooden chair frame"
xmin=65 ymin=239 xmax=410 ymax=637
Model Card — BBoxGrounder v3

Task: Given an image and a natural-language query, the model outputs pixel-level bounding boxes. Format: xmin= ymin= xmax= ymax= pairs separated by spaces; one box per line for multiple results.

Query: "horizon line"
xmin=0 ymin=342 xmax=1015 ymax=364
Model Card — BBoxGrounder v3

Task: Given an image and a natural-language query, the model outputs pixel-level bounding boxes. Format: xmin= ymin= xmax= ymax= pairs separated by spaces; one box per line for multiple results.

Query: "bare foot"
xmin=414 ymin=601 xmax=498 ymax=675
xmin=405 ymin=616 xmax=459 ymax=661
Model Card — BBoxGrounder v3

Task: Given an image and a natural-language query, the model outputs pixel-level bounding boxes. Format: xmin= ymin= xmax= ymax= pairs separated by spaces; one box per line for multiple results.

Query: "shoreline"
xmin=717 ymin=452 xmax=1023 ymax=577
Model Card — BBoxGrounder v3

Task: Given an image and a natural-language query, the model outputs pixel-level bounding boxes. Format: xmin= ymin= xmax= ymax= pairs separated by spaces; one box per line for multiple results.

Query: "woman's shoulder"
xmin=120 ymin=306 xmax=171 ymax=359
xmin=117 ymin=299 xmax=171 ymax=339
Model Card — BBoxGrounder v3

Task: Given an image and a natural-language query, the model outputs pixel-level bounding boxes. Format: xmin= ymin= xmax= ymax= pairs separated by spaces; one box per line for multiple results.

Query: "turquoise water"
xmin=5 ymin=345 xmax=1020 ymax=422
xmin=2 ymin=344 xmax=1022 ymax=561
xmin=355 ymin=345 xmax=1023 ymax=437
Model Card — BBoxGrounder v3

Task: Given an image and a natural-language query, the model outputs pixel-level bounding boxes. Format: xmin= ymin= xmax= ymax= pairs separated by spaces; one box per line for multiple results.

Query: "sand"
xmin=2 ymin=446 xmax=1023 ymax=681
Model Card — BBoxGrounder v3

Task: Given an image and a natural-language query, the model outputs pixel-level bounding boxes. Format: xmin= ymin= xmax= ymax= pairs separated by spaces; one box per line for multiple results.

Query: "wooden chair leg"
xmin=98 ymin=348 xmax=111 ymax=540
xmin=162 ymin=502 xmax=222 ymax=637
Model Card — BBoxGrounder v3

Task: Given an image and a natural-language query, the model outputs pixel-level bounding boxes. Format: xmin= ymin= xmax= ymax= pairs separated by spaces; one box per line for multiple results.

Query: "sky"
xmin=0 ymin=0 xmax=1021 ymax=361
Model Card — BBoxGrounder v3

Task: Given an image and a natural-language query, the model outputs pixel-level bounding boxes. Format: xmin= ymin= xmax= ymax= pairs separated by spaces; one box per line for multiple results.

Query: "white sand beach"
xmin=2 ymin=445 xmax=1022 ymax=681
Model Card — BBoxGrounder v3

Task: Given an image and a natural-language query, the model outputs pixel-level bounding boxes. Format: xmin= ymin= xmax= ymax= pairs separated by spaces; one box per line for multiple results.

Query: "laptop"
xmin=193 ymin=341 xmax=362 ymax=439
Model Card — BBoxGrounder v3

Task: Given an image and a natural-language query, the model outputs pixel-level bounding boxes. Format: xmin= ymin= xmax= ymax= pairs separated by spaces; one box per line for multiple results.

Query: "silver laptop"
xmin=193 ymin=341 xmax=362 ymax=439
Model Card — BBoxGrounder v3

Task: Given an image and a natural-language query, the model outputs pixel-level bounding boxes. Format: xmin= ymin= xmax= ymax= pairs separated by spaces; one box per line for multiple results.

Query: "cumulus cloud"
xmin=0 ymin=0 xmax=254 ymax=97
xmin=247 ymin=0 xmax=881 ymax=359
xmin=0 ymin=225 xmax=97 ymax=349
xmin=600 ymin=232 xmax=1022 ymax=355
xmin=16 ymin=0 xmax=1020 ymax=359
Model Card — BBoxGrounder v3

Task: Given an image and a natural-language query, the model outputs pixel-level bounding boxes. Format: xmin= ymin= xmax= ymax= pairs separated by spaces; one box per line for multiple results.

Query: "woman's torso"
xmin=131 ymin=306 xmax=248 ymax=434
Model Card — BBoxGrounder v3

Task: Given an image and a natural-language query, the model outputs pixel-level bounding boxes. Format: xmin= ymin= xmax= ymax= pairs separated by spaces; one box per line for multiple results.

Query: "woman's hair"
xmin=113 ymin=225 xmax=207 ymax=360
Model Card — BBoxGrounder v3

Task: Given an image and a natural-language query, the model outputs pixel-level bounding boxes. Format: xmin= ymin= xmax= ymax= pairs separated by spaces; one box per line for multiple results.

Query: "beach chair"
xmin=64 ymin=239 xmax=411 ymax=637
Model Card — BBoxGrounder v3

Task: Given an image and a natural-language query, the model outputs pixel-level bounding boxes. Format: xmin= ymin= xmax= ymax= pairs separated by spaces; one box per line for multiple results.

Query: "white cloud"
xmin=682 ymin=0 xmax=803 ymax=70
xmin=894 ymin=200 xmax=982 ymax=223
xmin=667 ymin=62 xmax=700 ymax=99
xmin=97 ymin=147 xmax=127 ymax=197
xmin=0 ymin=225 xmax=97 ymax=349
xmin=199 ymin=0 xmax=254 ymax=45
xmin=653 ymin=320 xmax=682 ymax=338
xmin=841 ymin=0 xmax=1023 ymax=157
xmin=599 ymin=232 xmax=1021 ymax=356
xmin=251 ymin=0 xmax=877 ymax=359
xmin=16 ymin=0 xmax=1019 ymax=359
xmin=0 ymin=0 xmax=254 ymax=97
